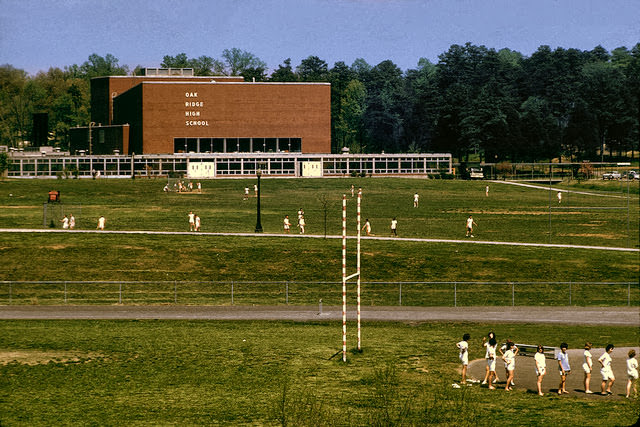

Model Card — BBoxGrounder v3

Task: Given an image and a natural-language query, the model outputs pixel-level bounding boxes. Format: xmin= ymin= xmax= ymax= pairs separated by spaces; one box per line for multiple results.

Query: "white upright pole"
xmin=357 ymin=189 xmax=362 ymax=351
xmin=342 ymin=194 xmax=347 ymax=362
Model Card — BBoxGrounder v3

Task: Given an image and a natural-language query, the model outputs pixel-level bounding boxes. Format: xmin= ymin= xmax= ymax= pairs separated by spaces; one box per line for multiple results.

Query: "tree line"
xmin=1 ymin=43 xmax=638 ymax=162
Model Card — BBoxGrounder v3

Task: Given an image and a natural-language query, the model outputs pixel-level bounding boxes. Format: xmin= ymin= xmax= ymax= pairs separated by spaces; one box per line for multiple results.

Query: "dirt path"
xmin=467 ymin=346 xmax=638 ymax=400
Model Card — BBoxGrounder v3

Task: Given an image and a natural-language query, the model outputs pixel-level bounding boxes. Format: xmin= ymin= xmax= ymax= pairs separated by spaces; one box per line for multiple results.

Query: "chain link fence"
xmin=0 ymin=281 xmax=637 ymax=307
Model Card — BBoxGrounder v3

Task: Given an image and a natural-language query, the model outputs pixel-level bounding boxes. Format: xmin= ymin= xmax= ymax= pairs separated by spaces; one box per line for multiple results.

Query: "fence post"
xmin=231 ymin=281 xmax=234 ymax=306
xmin=286 ymin=281 xmax=289 ymax=305
xmin=569 ymin=282 xmax=572 ymax=306
xmin=318 ymin=298 xmax=323 ymax=315
xmin=511 ymin=282 xmax=515 ymax=306
xmin=629 ymin=283 xmax=631 ymax=307
xmin=9 ymin=282 xmax=12 ymax=304
xmin=119 ymin=282 xmax=122 ymax=304
xmin=454 ymin=282 xmax=457 ymax=307
xmin=64 ymin=281 xmax=67 ymax=304
xmin=399 ymin=283 xmax=402 ymax=306
xmin=174 ymin=281 xmax=177 ymax=304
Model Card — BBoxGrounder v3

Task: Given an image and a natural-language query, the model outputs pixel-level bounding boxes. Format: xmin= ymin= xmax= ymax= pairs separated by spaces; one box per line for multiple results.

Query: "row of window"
xmin=174 ymin=138 xmax=302 ymax=154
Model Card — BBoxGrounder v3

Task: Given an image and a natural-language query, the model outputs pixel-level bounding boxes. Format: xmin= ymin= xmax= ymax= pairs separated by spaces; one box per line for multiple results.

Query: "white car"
xmin=602 ymin=171 xmax=621 ymax=180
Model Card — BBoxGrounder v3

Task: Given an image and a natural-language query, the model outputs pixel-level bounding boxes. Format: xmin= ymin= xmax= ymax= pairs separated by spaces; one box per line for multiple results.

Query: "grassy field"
xmin=1 ymin=177 xmax=639 ymax=425
xmin=1 ymin=177 xmax=637 ymax=305
xmin=0 ymin=320 xmax=638 ymax=426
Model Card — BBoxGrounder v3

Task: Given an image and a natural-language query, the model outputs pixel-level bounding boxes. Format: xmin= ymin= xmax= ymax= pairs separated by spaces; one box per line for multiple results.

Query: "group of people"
xmin=243 ymin=184 xmax=258 ymax=200
xmin=187 ymin=211 xmax=201 ymax=232
xmin=456 ymin=332 xmax=638 ymax=398
xmin=283 ymin=208 xmax=306 ymax=233
xmin=59 ymin=214 xmax=76 ymax=230
xmin=164 ymin=180 xmax=202 ymax=193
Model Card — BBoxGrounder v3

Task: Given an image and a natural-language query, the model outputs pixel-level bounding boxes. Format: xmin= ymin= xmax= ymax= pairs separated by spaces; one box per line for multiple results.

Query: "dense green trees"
xmin=1 ymin=44 xmax=638 ymax=161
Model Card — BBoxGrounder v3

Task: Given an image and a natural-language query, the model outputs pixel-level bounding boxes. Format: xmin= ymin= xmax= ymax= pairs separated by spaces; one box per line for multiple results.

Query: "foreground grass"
xmin=0 ymin=320 xmax=637 ymax=426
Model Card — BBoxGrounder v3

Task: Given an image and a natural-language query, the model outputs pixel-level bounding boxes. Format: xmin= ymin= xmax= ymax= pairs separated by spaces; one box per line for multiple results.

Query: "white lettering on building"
xmin=185 ymin=92 xmax=198 ymax=98
xmin=185 ymin=120 xmax=209 ymax=126
xmin=185 ymin=101 xmax=204 ymax=107
xmin=185 ymin=111 xmax=201 ymax=117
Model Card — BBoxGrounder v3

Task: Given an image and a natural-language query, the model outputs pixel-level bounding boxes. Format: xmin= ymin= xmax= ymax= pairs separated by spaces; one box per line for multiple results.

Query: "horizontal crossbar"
xmin=345 ymin=272 xmax=360 ymax=281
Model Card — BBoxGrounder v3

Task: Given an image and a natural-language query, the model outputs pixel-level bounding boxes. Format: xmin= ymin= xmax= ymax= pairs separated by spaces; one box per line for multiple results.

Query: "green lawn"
xmin=0 ymin=320 xmax=638 ymax=426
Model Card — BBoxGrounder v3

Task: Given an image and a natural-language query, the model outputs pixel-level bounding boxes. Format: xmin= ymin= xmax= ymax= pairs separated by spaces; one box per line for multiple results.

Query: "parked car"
xmin=625 ymin=170 xmax=639 ymax=180
xmin=602 ymin=171 xmax=621 ymax=180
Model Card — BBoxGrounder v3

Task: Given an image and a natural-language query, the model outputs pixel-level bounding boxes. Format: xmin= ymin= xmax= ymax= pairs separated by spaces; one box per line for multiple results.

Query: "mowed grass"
xmin=1 ymin=177 xmax=638 ymax=247
xmin=1 ymin=177 xmax=637 ymax=305
xmin=0 ymin=320 xmax=638 ymax=426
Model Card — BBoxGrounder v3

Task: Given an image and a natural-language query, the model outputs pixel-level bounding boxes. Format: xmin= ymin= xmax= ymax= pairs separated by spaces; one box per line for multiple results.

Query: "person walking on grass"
xmin=502 ymin=341 xmax=518 ymax=391
xmin=390 ymin=217 xmax=397 ymax=237
xmin=298 ymin=216 xmax=306 ymax=234
xmin=465 ymin=215 xmax=477 ymax=238
xmin=97 ymin=215 xmax=106 ymax=230
xmin=188 ymin=211 xmax=195 ymax=231
xmin=534 ymin=345 xmax=546 ymax=396
xmin=599 ymin=344 xmax=615 ymax=395
xmin=60 ymin=215 xmax=69 ymax=229
xmin=557 ymin=342 xmax=571 ymax=395
xmin=362 ymin=219 xmax=371 ymax=236
xmin=413 ymin=192 xmax=419 ymax=207
xmin=583 ymin=342 xmax=594 ymax=394
xmin=626 ymin=349 xmax=638 ymax=398
xmin=194 ymin=214 xmax=200 ymax=232
xmin=456 ymin=333 xmax=470 ymax=385
xmin=69 ymin=213 xmax=76 ymax=230
xmin=283 ymin=215 xmax=291 ymax=233
xmin=557 ymin=191 xmax=562 ymax=204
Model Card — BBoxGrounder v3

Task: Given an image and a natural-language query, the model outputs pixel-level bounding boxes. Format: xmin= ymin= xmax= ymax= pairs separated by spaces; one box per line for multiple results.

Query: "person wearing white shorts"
xmin=626 ymin=349 xmax=638 ymax=398
xmin=583 ymin=342 xmax=594 ymax=394
xmin=534 ymin=345 xmax=547 ymax=396
xmin=502 ymin=341 xmax=518 ymax=391
xmin=456 ymin=333 xmax=470 ymax=384
xmin=486 ymin=338 xmax=498 ymax=390
xmin=599 ymin=344 xmax=615 ymax=395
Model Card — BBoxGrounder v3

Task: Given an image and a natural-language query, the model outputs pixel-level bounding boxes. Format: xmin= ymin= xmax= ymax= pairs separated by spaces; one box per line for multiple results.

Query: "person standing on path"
xmin=599 ymin=344 xmax=615 ymax=395
xmin=626 ymin=349 xmax=638 ymax=398
xmin=466 ymin=215 xmax=477 ymax=238
xmin=583 ymin=342 xmax=594 ymax=394
xmin=534 ymin=345 xmax=547 ymax=396
xmin=557 ymin=343 xmax=571 ymax=395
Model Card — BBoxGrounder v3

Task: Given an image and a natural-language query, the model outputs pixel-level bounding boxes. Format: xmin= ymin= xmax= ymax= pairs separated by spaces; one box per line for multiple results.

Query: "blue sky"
xmin=1 ymin=0 xmax=638 ymax=75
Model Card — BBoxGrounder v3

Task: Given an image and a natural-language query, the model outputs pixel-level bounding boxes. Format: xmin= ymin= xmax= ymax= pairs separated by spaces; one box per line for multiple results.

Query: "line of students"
xmin=456 ymin=332 xmax=638 ymax=398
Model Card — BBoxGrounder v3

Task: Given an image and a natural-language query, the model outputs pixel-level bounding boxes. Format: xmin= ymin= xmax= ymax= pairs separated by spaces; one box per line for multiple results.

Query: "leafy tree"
xmin=221 ymin=48 xmax=266 ymax=76
xmin=0 ymin=152 xmax=9 ymax=178
xmin=161 ymin=53 xmax=224 ymax=76
xmin=296 ymin=56 xmax=329 ymax=82
xmin=269 ymin=58 xmax=297 ymax=82
xmin=336 ymin=80 xmax=367 ymax=153
xmin=79 ymin=53 xmax=129 ymax=78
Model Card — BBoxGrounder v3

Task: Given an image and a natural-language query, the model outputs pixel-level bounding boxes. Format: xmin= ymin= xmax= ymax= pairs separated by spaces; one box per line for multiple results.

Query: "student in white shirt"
xmin=486 ymin=338 xmax=498 ymax=390
xmin=626 ymin=349 xmax=638 ymax=398
xmin=557 ymin=342 xmax=571 ymax=395
xmin=456 ymin=333 xmax=470 ymax=385
xmin=534 ymin=345 xmax=546 ymax=396
xmin=599 ymin=344 xmax=615 ymax=395
xmin=583 ymin=342 xmax=594 ymax=394
xmin=502 ymin=341 xmax=518 ymax=391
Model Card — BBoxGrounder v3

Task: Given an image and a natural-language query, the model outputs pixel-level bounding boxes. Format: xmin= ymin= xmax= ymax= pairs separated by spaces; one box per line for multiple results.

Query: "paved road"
xmin=0 ymin=305 xmax=638 ymax=326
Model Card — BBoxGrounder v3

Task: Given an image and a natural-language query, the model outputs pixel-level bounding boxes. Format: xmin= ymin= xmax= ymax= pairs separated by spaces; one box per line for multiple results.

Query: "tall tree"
xmin=296 ymin=56 xmax=329 ymax=82
xmin=269 ymin=58 xmax=297 ymax=82
xmin=221 ymin=48 xmax=266 ymax=76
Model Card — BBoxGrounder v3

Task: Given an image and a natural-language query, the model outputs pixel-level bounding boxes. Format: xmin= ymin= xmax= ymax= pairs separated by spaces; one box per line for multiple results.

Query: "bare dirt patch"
xmin=0 ymin=350 xmax=103 ymax=365
xmin=558 ymin=233 xmax=618 ymax=239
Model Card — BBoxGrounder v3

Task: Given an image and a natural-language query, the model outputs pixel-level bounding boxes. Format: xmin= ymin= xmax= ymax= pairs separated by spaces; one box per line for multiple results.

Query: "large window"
xmin=173 ymin=137 xmax=304 ymax=154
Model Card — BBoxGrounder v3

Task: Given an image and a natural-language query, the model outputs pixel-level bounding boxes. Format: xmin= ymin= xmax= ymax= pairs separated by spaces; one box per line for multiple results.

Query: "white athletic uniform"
xmin=61 ymin=217 xmax=69 ymax=229
xmin=413 ymin=193 xmax=419 ymax=207
xmin=195 ymin=216 xmax=200 ymax=231
xmin=69 ymin=215 xmax=75 ymax=229
xmin=599 ymin=352 xmax=614 ymax=381
xmin=299 ymin=217 xmax=305 ymax=234
xmin=283 ymin=217 xmax=290 ymax=231
xmin=627 ymin=357 xmax=639 ymax=380
xmin=487 ymin=345 xmax=497 ymax=372
xmin=97 ymin=216 xmax=105 ymax=230
xmin=456 ymin=340 xmax=469 ymax=366
xmin=535 ymin=352 xmax=546 ymax=376
xmin=364 ymin=221 xmax=371 ymax=235
xmin=503 ymin=349 xmax=516 ymax=371
xmin=583 ymin=350 xmax=592 ymax=373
